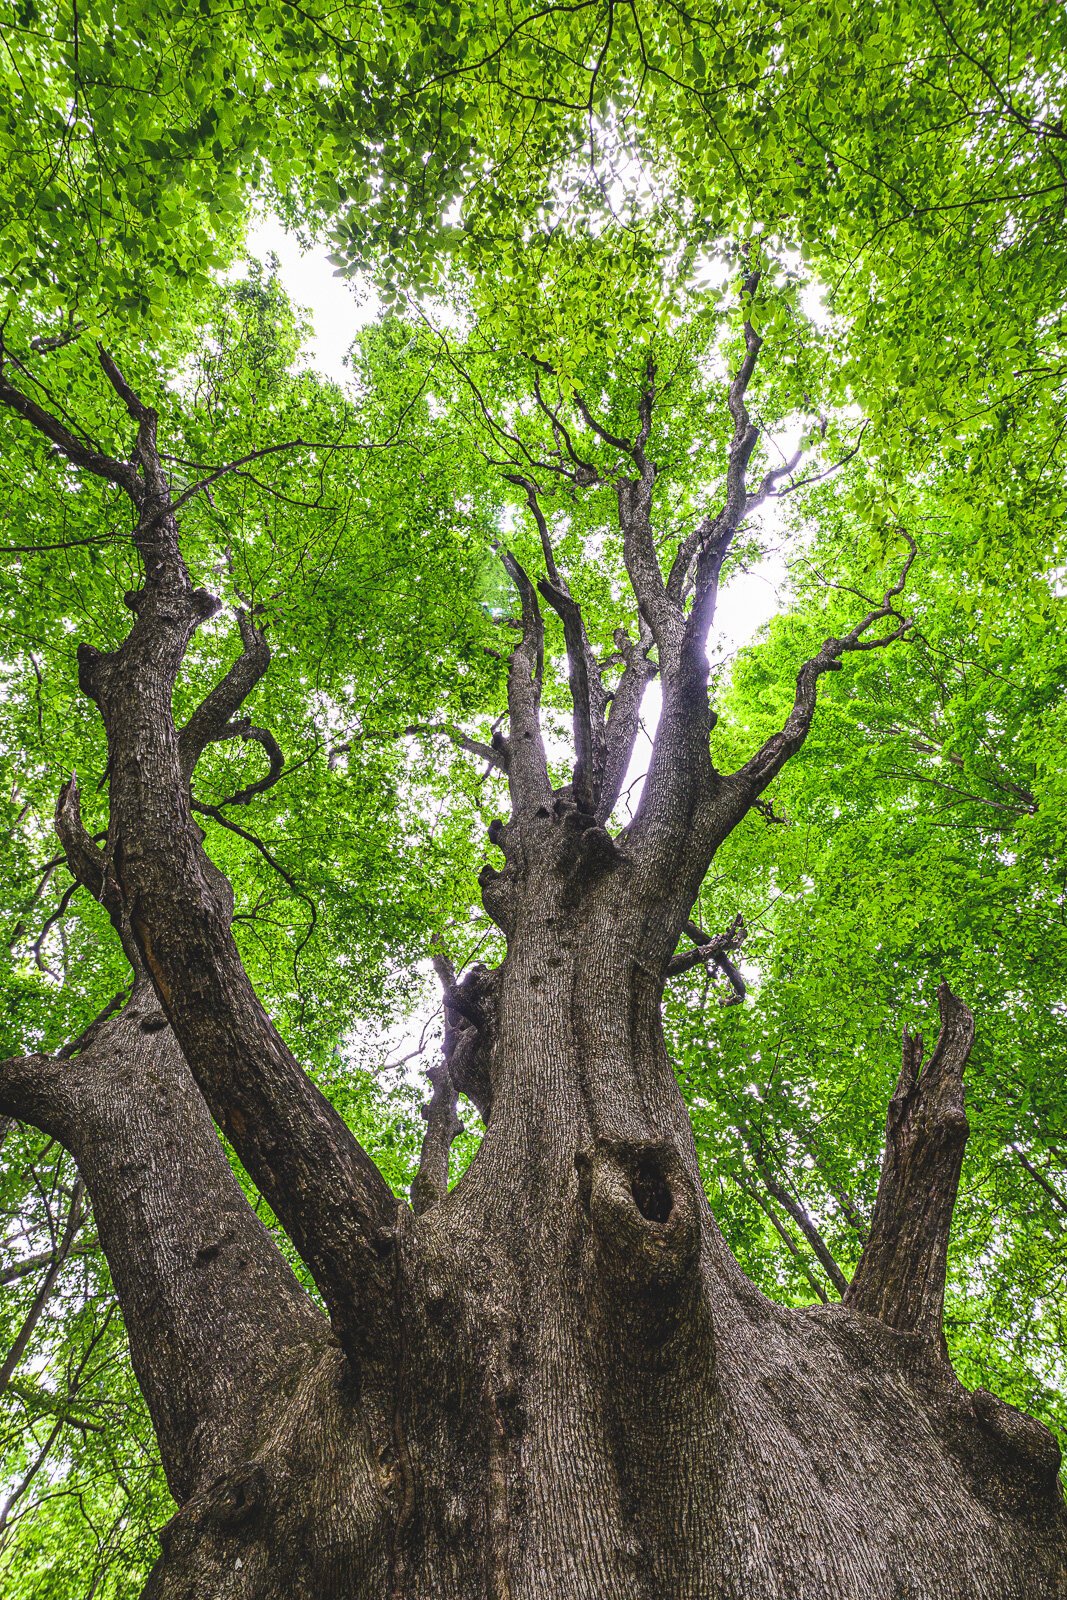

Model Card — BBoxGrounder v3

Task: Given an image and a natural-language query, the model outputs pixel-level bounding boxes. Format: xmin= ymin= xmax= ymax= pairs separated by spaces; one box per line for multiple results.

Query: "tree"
xmin=0 ymin=238 xmax=1064 ymax=1595
xmin=2 ymin=0 xmax=1066 ymax=1592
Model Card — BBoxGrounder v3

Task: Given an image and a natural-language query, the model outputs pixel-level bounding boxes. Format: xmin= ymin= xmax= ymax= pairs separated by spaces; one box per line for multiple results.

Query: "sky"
xmin=247 ymin=215 xmax=380 ymax=387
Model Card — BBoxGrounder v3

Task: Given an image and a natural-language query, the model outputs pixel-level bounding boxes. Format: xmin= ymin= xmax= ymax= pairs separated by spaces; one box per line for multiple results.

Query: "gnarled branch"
xmin=666 ymin=915 xmax=747 ymax=1006
xmin=727 ymin=534 xmax=917 ymax=809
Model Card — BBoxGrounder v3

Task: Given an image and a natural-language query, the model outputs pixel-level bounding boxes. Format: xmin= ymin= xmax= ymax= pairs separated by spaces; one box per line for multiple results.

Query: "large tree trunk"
xmin=120 ymin=940 xmax=1067 ymax=1598
xmin=1 ymin=338 xmax=1064 ymax=1599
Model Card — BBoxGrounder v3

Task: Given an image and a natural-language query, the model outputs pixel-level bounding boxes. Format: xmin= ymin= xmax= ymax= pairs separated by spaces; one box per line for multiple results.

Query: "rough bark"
xmin=1 ymin=330 xmax=1064 ymax=1600
xmin=0 ymin=986 xmax=328 ymax=1504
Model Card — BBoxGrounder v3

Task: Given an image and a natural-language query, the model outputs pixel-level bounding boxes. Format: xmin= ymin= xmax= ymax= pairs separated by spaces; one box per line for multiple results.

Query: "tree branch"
xmin=498 ymin=548 xmax=551 ymax=809
xmin=2 ymin=352 xmax=400 ymax=1365
xmin=727 ymin=534 xmax=917 ymax=805
xmin=331 ymin=722 xmax=509 ymax=775
xmin=0 ymin=344 xmax=138 ymax=495
xmin=844 ymin=983 xmax=974 ymax=1350
xmin=731 ymin=1168 xmax=829 ymax=1303
xmin=410 ymin=1061 xmax=464 ymax=1216
xmin=432 ymin=953 xmax=496 ymax=1122
xmin=54 ymin=774 xmax=105 ymax=899
xmin=0 ymin=1179 xmax=84 ymax=1394
xmin=666 ymin=915 xmax=747 ymax=1005
xmin=537 ymin=573 xmax=609 ymax=814
xmin=615 ymin=361 xmax=685 ymax=664
xmin=504 ymin=472 xmax=560 ymax=583
xmin=178 ymin=611 xmax=271 ymax=782
xmin=6 ymin=994 xmax=328 ymax=1503
xmin=754 ymin=1160 xmax=848 ymax=1297
xmin=597 ymin=625 xmax=657 ymax=822
xmin=667 ymin=267 xmax=763 ymax=629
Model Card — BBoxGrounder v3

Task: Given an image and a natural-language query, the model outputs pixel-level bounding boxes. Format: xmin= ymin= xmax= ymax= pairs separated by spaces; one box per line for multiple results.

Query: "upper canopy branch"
xmin=669 ymin=270 xmax=764 ymax=650
xmin=0 ymin=339 xmax=140 ymax=495
xmin=504 ymin=470 xmax=561 ymax=583
xmin=725 ymin=534 xmax=917 ymax=809
xmin=330 ymin=721 xmax=509 ymax=775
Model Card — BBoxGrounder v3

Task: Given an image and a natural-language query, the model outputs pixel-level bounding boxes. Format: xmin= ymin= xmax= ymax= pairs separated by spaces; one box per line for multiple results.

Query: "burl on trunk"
xmin=0 ymin=309 xmax=1063 ymax=1599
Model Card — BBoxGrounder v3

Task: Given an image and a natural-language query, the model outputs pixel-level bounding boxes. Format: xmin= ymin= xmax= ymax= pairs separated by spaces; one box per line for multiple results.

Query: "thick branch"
xmin=432 ymin=953 xmax=496 ymax=1121
xmin=0 ymin=346 xmax=139 ymax=495
xmin=619 ymin=294 xmax=771 ymax=879
xmin=410 ymin=1061 xmax=464 ymax=1216
xmin=3 ymin=357 xmax=400 ymax=1362
xmin=499 ymin=549 xmax=550 ymax=808
xmin=54 ymin=774 xmax=106 ymax=900
xmin=5 ymin=993 xmax=327 ymax=1503
xmin=504 ymin=472 xmax=560 ymax=583
xmin=537 ymin=573 xmax=608 ymax=813
xmin=597 ymin=625 xmax=657 ymax=821
xmin=617 ymin=388 xmax=684 ymax=663
xmin=178 ymin=610 xmax=271 ymax=782
xmin=844 ymin=983 xmax=974 ymax=1348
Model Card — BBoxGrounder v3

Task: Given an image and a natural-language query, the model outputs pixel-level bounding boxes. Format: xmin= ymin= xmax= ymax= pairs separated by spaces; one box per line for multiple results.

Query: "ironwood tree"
xmin=0 ymin=262 xmax=1064 ymax=1595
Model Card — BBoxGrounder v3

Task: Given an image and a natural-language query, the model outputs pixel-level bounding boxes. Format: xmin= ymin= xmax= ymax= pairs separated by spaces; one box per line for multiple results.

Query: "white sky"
xmin=247 ymin=215 xmax=380 ymax=387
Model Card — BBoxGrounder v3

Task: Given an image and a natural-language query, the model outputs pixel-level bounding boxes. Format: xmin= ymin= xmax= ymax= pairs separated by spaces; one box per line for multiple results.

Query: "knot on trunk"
xmin=158 ymin=1460 xmax=272 ymax=1559
xmin=576 ymin=1138 xmax=701 ymax=1306
xmin=478 ymin=862 xmax=516 ymax=935
xmin=558 ymin=815 xmax=627 ymax=906
xmin=76 ymin=640 xmax=110 ymax=703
